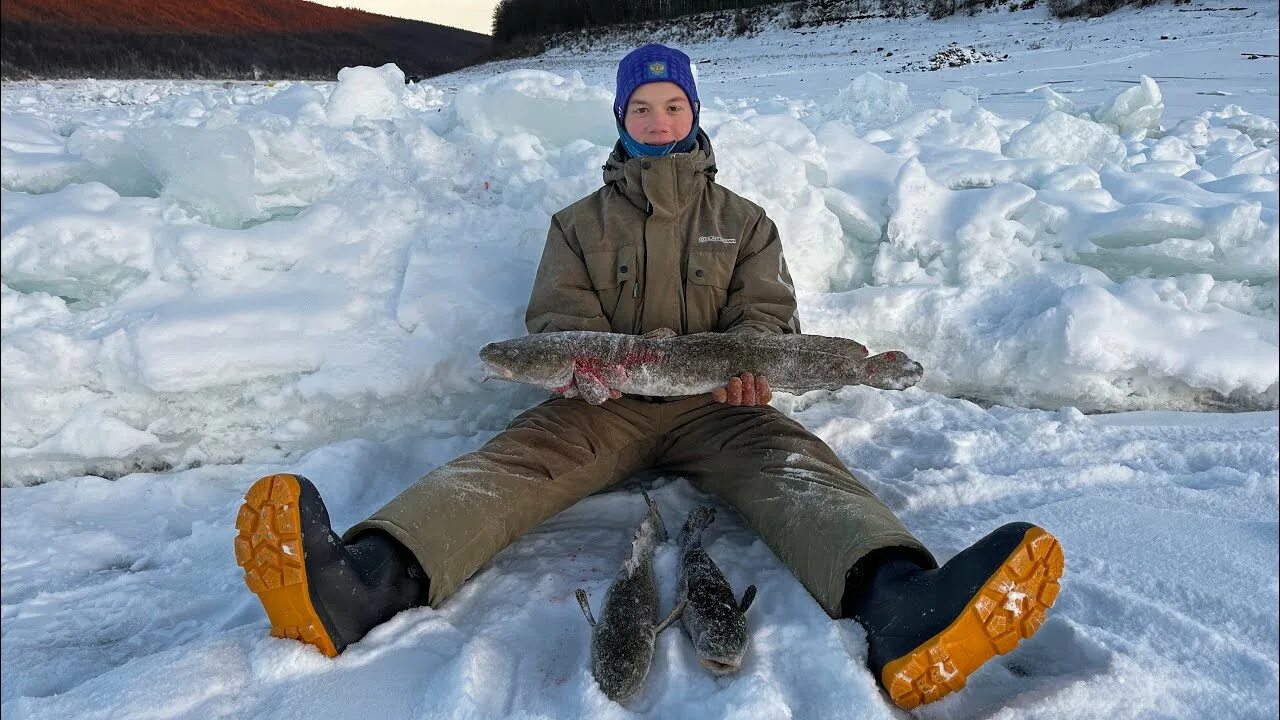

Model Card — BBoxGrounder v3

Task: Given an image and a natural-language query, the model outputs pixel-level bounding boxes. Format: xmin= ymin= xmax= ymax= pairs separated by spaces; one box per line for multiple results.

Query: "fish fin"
xmin=575 ymin=588 xmax=596 ymax=626
xmin=739 ymin=585 xmax=757 ymax=613
xmin=641 ymin=490 xmax=668 ymax=543
xmin=642 ymin=327 xmax=677 ymax=340
xmin=655 ymin=600 xmax=686 ymax=634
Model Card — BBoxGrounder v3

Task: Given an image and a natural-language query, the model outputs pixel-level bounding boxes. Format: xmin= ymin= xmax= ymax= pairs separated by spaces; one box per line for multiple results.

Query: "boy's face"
xmin=623 ymin=81 xmax=695 ymax=146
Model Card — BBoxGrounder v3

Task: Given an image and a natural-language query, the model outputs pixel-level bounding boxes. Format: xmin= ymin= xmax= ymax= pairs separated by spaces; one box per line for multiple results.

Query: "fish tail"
xmin=849 ymin=351 xmax=924 ymax=391
xmin=679 ymin=506 xmax=716 ymax=548
xmin=641 ymin=489 xmax=668 ymax=543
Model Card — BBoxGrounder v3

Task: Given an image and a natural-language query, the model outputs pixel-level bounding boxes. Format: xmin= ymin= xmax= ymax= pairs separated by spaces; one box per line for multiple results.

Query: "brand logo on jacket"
xmin=697 ymin=235 xmax=737 ymax=244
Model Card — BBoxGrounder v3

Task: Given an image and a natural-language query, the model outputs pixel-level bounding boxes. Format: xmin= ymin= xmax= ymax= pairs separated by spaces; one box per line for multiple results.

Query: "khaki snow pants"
xmin=347 ymin=395 xmax=934 ymax=617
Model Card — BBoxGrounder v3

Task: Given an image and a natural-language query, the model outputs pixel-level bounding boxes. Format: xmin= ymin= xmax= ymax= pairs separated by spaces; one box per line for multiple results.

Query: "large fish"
xmin=677 ymin=506 xmax=757 ymax=675
xmin=480 ymin=329 xmax=923 ymax=404
xmin=575 ymin=491 xmax=685 ymax=702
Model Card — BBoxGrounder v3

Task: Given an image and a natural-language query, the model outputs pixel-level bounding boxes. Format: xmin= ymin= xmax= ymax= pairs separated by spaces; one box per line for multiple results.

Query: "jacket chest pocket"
xmin=584 ymin=246 xmax=637 ymax=322
xmin=684 ymin=248 xmax=737 ymax=333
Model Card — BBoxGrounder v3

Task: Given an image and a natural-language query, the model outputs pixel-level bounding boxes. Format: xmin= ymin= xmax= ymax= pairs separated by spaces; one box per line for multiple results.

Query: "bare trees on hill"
xmin=490 ymin=0 xmax=1180 ymax=48
xmin=491 ymin=0 xmax=789 ymax=44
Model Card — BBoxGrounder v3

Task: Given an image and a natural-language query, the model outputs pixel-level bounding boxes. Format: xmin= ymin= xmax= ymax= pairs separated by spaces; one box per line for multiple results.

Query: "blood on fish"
xmin=572 ymin=356 xmax=611 ymax=381
xmin=575 ymin=353 xmax=649 ymax=380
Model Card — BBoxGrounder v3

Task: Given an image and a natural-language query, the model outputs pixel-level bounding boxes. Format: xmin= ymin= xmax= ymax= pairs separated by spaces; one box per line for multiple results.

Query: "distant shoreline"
xmin=1 ymin=0 xmax=491 ymax=82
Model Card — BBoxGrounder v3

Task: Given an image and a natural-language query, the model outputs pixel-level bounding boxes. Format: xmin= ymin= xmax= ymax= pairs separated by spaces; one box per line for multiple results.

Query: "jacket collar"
xmin=603 ymin=129 xmax=717 ymax=218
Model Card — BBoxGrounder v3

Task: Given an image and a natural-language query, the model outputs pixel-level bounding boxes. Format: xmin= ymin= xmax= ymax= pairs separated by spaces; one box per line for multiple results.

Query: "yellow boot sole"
xmin=882 ymin=527 xmax=1065 ymax=709
xmin=233 ymin=473 xmax=339 ymax=658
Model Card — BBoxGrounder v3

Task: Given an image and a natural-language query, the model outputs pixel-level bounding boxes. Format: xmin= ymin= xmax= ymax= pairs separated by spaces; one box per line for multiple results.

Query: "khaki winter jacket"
xmin=526 ymin=131 xmax=801 ymax=337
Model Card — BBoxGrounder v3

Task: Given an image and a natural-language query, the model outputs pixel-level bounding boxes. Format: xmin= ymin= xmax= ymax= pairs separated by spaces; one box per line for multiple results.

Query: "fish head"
xmin=692 ymin=614 xmax=749 ymax=675
xmin=591 ymin=624 xmax=654 ymax=702
xmin=595 ymin=669 xmax=645 ymax=702
xmin=479 ymin=337 xmax=575 ymax=388
xmin=699 ymin=654 xmax=744 ymax=676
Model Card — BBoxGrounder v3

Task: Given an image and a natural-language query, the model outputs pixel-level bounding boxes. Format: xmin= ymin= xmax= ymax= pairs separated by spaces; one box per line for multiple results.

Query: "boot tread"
xmin=234 ymin=473 xmax=340 ymax=658
xmin=883 ymin=526 xmax=1064 ymax=709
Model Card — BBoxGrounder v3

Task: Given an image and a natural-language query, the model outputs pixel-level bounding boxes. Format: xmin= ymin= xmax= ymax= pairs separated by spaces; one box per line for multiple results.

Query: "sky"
xmin=308 ymin=0 xmax=500 ymax=34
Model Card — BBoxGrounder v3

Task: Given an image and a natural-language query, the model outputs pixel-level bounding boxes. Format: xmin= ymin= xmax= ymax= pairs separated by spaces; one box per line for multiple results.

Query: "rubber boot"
xmin=234 ymin=473 xmax=429 ymax=657
xmin=844 ymin=522 xmax=1065 ymax=709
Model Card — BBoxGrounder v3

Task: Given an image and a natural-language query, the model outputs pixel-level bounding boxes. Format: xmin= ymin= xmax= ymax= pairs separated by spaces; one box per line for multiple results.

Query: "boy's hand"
xmin=711 ymin=372 xmax=772 ymax=406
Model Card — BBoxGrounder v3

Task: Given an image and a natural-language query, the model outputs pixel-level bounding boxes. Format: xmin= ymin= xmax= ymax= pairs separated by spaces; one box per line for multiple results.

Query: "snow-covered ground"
xmin=1 ymin=1 xmax=1277 ymax=718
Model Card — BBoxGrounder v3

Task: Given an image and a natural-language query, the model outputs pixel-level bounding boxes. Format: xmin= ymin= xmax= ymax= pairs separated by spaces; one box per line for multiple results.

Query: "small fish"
xmin=677 ymin=506 xmax=757 ymax=675
xmin=480 ymin=330 xmax=922 ymax=404
xmin=576 ymin=491 xmax=685 ymax=702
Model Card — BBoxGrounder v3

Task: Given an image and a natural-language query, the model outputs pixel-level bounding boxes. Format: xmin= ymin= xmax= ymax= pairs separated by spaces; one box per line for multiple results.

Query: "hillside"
xmin=0 ymin=0 xmax=491 ymax=81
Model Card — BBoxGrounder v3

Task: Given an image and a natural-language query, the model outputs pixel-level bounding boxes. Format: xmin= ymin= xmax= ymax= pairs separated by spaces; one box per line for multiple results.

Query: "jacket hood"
xmin=603 ymin=129 xmax=718 ymax=215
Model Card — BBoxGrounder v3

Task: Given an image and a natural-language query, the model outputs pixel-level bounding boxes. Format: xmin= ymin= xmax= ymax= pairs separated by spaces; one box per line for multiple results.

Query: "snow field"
xmin=1 ymin=388 xmax=1274 ymax=718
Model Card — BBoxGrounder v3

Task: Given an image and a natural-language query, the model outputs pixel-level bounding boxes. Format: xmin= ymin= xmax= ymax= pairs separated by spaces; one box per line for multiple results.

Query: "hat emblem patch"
xmin=646 ymin=61 xmax=667 ymax=78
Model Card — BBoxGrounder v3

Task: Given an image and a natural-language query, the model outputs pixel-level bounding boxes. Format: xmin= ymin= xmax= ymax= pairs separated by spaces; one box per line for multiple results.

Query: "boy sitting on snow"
xmin=233 ymin=43 xmax=1064 ymax=709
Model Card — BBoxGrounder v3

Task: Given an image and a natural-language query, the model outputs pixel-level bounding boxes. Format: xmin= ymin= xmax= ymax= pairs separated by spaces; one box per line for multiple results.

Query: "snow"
xmin=823 ymin=71 xmax=913 ymax=131
xmin=325 ymin=63 xmax=411 ymax=127
xmin=1092 ymin=74 xmax=1165 ymax=136
xmin=1 ymin=1 xmax=1277 ymax=718
xmin=1004 ymin=109 xmax=1128 ymax=168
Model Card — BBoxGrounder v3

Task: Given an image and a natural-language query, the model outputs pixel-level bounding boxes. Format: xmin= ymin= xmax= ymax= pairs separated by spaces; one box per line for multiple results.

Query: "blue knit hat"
xmin=614 ymin=44 xmax=700 ymax=157
xmin=614 ymin=44 xmax=699 ymax=121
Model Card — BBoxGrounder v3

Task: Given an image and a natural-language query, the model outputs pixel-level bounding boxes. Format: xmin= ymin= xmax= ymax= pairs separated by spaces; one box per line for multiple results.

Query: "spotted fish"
xmin=480 ymin=329 xmax=922 ymax=404
xmin=575 ymin=491 xmax=685 ymax=702
xmin=678 ymin=506 xmax=757 ymax=675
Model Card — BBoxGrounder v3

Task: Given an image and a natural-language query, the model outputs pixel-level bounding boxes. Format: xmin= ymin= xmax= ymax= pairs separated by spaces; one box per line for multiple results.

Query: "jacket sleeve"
xmin=717 ymin=211 xmax=802 ymax=335
xmin=525 ymin=215 xmax=613 ymax=334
